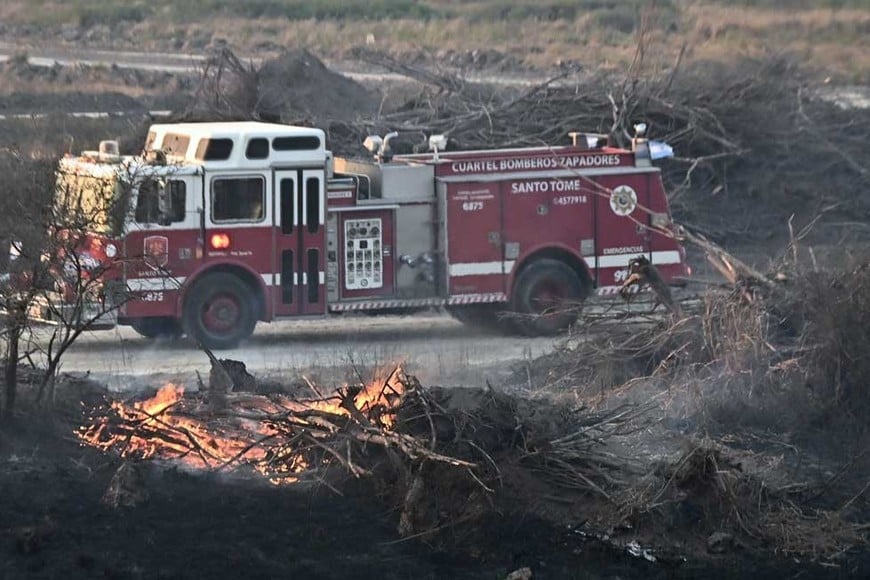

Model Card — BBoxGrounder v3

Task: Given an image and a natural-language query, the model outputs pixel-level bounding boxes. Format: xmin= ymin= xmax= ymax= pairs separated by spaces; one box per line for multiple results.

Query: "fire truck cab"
xmin=59 ymin=121 xmax=688 ymax=349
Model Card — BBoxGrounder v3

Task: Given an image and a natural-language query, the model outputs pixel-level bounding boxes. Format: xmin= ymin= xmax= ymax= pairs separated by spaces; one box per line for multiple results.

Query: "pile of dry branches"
xmin=521 ymin=210 xmax=869 ymax=413
xmin=184 ymin=48 xmax=379 ymax=123
xmin=357 ymin=54 xmax=869 ymax=239
xmin=80 ymin=368 xmax=651 ymax=544
xmin=616 ymin=438 xmax=866 ymax=561
xmin=495 ymin=222 xmax=870 ymax=560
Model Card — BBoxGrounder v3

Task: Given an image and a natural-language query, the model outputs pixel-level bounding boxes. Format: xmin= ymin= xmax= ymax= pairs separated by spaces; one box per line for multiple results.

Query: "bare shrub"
xmin=691 ymin=254 xmax=870 ymax=429
xmin=0 ymin=148 xmax=137 ymax=421
xmin=520 ymin=234 xmax=870 ymax=435
xmin=0 ymin=152 xmax=54 ymax=421
xmin=783 ymin=262 xmax=870 ymax=419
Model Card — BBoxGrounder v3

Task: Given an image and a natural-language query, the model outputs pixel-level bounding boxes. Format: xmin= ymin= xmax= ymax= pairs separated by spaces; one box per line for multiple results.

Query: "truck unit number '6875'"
xmin=140 ymin=291 xmax=164 ymax=302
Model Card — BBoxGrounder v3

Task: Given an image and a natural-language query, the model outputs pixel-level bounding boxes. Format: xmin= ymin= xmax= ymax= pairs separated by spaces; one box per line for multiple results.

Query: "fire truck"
xmin=56 ymin=121 xmax=688 ymax=349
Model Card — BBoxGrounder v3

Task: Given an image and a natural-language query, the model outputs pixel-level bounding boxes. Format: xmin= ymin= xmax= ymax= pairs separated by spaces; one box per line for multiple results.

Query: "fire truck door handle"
xmin=488 ymin=232 xmax=501 ymax=245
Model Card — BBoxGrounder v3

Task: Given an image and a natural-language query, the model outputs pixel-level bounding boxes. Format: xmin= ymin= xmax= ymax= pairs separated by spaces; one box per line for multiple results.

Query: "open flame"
xmin=77 ymin=367 xmax=407 ymax=483
xmin=78 ymin=382 xmax=270 ymax=467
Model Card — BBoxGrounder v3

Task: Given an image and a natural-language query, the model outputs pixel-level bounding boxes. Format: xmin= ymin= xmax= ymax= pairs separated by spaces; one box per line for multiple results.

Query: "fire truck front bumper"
xmin=62 ymin=302 xmax=118 ymax=330
xmin=31 ymin=297 xmax=118 ymax=330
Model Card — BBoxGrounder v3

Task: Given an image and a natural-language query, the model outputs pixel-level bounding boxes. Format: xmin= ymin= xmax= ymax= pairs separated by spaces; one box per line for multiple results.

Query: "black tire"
xmin=446 ymin=304 xmax=513 ymax=333
xmin=130 ymin=317 xmax=182 ymax=339
xmin=510 ymin=259 xmax=587 ymax=336
xmin=182 ymin=273 xmax=257 ymax=350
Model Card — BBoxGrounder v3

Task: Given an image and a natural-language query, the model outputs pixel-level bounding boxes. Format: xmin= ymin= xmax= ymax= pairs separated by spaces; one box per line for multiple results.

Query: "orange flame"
xmin=78 ymin=368 xmax=407 ymax=483
xmin=303 ymin=366 xmax=405 ymax=428
xmin=141 ymin=383 xmax=184 ymax=416
xmin=78 ymin=383 xmax=270 ymax=467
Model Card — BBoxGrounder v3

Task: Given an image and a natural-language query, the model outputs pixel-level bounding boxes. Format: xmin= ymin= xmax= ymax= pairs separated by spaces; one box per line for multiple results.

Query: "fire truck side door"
xmin=273 ymin=169 xmax=326 ymax=316
xmin=443 ymin=182 xmax=505 ymax=296
xmin=299 ymin=169 xmax=326 ymax=315
xmin=593 ymin=173 xmax=652 ymax=290
xmin=123 ymin=174 xmax=199 ymax=319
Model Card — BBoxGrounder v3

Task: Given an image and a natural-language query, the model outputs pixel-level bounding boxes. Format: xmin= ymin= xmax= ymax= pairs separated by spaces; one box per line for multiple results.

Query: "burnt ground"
xmin=1 ymin=378 xmax=868 ymax=580
xmin=0 ymin=407 xmax=649 ymax=580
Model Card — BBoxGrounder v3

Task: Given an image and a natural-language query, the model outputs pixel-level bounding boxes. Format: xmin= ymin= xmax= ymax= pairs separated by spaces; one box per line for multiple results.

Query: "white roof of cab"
xmin=61 ymin=122 xmax=329 ymax=179
xmin=148 ymin=121 xmax=324 ymax=140
xmin=147 ymin=121 xmax=327 ymax=168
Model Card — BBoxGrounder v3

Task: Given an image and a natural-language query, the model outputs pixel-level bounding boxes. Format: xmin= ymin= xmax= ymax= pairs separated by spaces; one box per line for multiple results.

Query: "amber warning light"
xmin=209 ymin=233 xmax=231 ymax=250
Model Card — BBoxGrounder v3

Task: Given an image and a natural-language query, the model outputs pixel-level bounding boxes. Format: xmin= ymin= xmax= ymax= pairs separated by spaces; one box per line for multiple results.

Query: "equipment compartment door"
xmin=338 ymin=210 xmax=395 ymax=300
xmin=593 ymin=173 xmax=651 ymax=291
xmin=273 ymin=169 xmax=327 ymax=316
xmin=444 ymin=182 xmax=504 ymax=296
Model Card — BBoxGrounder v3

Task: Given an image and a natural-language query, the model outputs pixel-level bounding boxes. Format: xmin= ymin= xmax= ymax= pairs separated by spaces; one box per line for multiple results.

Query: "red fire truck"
xmin=56 ymin=121 xmax=688 ymax=349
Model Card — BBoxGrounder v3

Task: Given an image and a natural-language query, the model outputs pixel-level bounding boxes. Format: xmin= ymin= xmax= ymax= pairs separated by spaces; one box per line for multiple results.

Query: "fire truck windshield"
xmin=134 ymin=178 xmax=186 ymax=225
xmin=55 ymin=171 xmax=131 ymax=236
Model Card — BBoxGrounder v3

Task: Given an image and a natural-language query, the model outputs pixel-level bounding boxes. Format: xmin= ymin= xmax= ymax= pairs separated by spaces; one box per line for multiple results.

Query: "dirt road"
xmin=52 ymin=313 xmax=554 ymax=392
xmin=0 ymin=41 xmax=547 ymax=87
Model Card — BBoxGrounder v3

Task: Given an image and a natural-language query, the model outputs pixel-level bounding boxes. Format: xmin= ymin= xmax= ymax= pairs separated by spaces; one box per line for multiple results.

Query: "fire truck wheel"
xmin=130 ymin=317 xmax=182 ymax=339
xmin=183 ymin=273 xmax=257 ymax=350
xmin=511 ymin=259 xmax=586 ymax=336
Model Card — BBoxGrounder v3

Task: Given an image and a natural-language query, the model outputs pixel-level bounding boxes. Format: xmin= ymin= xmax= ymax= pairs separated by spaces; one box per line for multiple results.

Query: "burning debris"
xmin=78 ymin=366 xmax=651 ymax=547
xmin=78 ymin=382 xmax=262 ymax=469
xmin=78 ymin=368 xmax=411 ymax=481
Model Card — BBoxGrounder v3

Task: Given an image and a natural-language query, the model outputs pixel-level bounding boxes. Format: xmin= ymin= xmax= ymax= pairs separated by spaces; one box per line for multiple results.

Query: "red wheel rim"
xmin=201 ymin=293 xmax=241 ymax=333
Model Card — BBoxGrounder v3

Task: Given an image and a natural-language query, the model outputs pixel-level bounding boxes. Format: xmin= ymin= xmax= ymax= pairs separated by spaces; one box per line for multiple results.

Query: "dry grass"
xmin=535 ymin=242 xmax=870 ymax=432
xmin=684 ymin=5 xmax=870 ymax=78
xmin=1 ymin=2 xmax=868 ymax=80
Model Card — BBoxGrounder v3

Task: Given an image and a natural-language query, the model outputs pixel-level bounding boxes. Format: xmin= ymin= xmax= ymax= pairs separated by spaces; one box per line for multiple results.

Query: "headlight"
xmin=105 ymin=243 xmax=118 ymax=258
